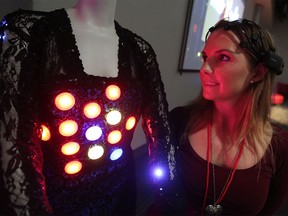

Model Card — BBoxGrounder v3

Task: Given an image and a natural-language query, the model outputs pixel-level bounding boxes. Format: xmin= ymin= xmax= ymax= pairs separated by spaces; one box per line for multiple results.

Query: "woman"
xmin=0 ymin=0 xmax=176 ymax=215
xmin=170 ymin=19 xmax=288 ymax=215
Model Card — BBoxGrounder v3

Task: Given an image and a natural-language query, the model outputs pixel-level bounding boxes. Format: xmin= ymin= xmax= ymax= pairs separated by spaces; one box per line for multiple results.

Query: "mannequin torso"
xmin=66 ymin=0 xmax=118 ymax=77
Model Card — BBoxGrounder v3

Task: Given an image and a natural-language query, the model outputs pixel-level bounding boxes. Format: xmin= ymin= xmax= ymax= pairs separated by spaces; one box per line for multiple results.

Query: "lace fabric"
xmin=0 ymin=9 xmax=176 ymax=215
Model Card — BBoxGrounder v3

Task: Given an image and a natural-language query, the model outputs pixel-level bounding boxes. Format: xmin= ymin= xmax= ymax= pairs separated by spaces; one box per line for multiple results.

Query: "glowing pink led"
xmin=41 ymin=125 xmax=51 ymax=141
xmin=105 ymin=85 xmax=121 ymax=100
xmin=107 ymin=130 xmax=122 ymax=144
xmin=83 ymin=102 xmax=101 ymax=119
xmin=64 ymin=160 xmax=82 ymax=174
xmin=59 ymin=120 xmax=78 ymax=137
xmin=55 ymin=92 xmax=75 ymax=111
xmin=61 ymin=142 xmax=80 ymax=155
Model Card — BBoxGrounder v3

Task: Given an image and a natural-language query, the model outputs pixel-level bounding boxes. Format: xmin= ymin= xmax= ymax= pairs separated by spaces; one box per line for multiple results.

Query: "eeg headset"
xmin=206 ymin=19 xmax=284 ymax=75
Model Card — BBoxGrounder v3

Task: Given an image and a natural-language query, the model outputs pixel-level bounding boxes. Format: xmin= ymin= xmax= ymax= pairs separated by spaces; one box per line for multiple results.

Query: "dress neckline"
xmin=184 ymin=136 xmax=264 ymax=173
xmin=61 ymin=8 xmax=121 ymax=80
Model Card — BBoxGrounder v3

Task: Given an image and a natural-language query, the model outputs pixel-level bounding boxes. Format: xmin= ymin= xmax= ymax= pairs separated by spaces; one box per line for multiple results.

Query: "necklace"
xmin=202 ymin=122 xmax=245 ymax=216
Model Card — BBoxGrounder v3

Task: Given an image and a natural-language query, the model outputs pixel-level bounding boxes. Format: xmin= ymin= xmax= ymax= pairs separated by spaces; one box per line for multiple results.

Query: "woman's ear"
xmin=250 ymin=63 xmax=269 ymax=83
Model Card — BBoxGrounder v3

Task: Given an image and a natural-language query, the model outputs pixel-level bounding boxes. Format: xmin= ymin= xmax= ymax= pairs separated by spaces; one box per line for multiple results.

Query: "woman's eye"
xmin=219 ymin=54 xmax=230 ymax=61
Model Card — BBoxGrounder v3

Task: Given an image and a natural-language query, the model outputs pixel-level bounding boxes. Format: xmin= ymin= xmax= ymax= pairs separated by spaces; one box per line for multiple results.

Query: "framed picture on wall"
xmin=178 ymin=0 xmax=246 ymax=73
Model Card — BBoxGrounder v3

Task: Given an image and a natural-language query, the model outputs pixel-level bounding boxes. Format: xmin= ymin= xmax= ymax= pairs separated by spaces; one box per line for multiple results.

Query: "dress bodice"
xmin=0 ymin=9 xmax=176 ymax=215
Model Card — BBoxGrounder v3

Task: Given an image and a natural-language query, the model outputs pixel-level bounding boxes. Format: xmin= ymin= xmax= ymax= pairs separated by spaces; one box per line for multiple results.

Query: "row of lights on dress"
xmin=41 ymin=84 xmax=136 ymax=175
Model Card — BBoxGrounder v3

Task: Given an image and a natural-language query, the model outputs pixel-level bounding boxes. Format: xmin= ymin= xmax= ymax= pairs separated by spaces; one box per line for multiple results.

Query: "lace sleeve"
xmin=0 ymin=11 xmax=53 ymax=215
xmin=134 ymin=37 xmax=177 ymax=191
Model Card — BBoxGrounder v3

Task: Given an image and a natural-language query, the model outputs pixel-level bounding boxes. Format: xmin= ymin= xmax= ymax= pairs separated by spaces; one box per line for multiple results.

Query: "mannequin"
xmin=0 ymin=1 xmax=176 ymax=215
xmin=66 ymin=0 xmax=118 ymax=77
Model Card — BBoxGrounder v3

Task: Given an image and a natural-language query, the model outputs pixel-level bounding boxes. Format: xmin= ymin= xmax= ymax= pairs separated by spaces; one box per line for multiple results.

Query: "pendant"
xmin=205 ymin=204 xmax=223 ymax=216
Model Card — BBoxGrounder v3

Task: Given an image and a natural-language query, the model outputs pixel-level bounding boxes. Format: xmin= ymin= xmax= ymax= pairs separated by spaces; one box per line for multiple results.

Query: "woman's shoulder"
xmin=271 ymin=124 xmax=288 ymax=164
xmin=272 ymin=124 xmax=288 ymax=146
xmin=170 ymin=105 xmax=191 ymax=118
xmin=169 ymin=105 xmax=192 ymax=130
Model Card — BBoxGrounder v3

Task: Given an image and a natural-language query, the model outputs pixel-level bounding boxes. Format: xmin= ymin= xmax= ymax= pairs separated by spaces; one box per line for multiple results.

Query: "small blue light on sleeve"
xmin=0 ymin=32 xmax=6 ymax=41
xmin=1 ymin=19 xmax=8 ymax=41
xmin=1 ymin=19 xmax=7 ymax=27
xmin=153 ymin=167 xmax=164 ymax=178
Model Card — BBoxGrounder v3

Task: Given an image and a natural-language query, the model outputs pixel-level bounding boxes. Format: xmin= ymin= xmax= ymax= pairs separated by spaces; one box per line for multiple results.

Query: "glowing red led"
xmin=61 ymin=142 xmax=80 ymax=155
xmin=55 ymin=92 xmax=75 ymax=111
xmin=83 ymin=102 xmax=101 ymax=119
xmin=271 ymin=93 xmax=284 ymax=105
xmin=107 ymin=130 xmax=122 ymax=144
xmin=41 ymin=125 xmax=51 ymax=141
xmin=125 ymin=116 xmax=136 ymax=130
xmin=64 ymin=160 xmax=82 ymax=174
xmin=105 ymin=85 xmax=121 ymax=101
xmin=59 ymin=120 xmax=78 ymax=137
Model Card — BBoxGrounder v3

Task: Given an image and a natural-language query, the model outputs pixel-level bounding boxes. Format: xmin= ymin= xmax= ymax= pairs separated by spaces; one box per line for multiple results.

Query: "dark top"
xmin=170 ymin=106 xmax=288 ymax=215
xmin=0 ymin=9 xmax=176 ymax=215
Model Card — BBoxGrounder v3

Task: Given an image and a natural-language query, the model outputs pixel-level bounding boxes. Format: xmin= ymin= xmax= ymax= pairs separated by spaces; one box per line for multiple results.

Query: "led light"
xmin=106 ymin=110 xmax=122 ymax=125
xmin=83 ymin=102 xmax=101 ymax=119
xmin=55 ymin=92 xmax=75 ymax=111
xmin=105 ymin=85 xmax=121 ymax=101
xmin=107 ymin=130 xmax=122 ymax=144
xmin=59 ymin=120 xmax=78 ymax=137
xmin=88 ymin=145 xmax=104 ymax=160
xmin=61 ymin=142 xmax=80 ymax=155
xmin=125 ymin=116 xmax=136 ymax=130
xmin=271 ymin=93 xmax=284 ymax=105
xmin=64 ymin=160 xmax=82 ymax=174
xmin=0 ymin=32 xmax=6 ymax=41
xmin=154 ymin=167 xmax=164 ymax=178
xmin=110 ymin=148 xmax=123 ymax=161
xmin=85 ymin=126 xmax=102 ymax=141
xmin=41 ymin=125 xmax=51 ymax=141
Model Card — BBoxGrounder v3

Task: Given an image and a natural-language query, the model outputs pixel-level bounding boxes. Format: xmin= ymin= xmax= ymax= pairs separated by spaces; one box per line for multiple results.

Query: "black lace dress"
xmin=0 ymin=9 xmax=176 ymax=215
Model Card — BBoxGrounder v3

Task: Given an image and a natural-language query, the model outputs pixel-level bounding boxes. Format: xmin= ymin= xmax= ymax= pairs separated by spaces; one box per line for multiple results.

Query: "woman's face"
xmin=200 ymin=29 xmax=255 ymax=104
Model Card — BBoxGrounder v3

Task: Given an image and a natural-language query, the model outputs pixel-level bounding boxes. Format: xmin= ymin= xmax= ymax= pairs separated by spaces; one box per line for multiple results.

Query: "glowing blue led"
xmin=0 ymin=20 xmax=8 ymax=41
xmin=85 ymin=126 xmax=102 ymax=141
xmin=154 ymin=167 xmax=164 ymax=178
xmin=0 ymin=19 xmax=7 ymax=27
xmin=110 ymin=148 xmax=123 ymax=161
xmin=0 ymin=32 xmax=6 ymax=41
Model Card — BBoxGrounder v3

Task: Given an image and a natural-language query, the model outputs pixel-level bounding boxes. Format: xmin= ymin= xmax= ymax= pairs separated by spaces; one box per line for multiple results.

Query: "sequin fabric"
xmin=0 ymin=9 xmax=176 ymax=215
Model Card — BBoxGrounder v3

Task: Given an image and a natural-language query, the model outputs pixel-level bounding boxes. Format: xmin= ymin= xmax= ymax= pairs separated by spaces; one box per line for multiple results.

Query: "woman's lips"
xmin=203 ymin=81 xmax=219 ymax=86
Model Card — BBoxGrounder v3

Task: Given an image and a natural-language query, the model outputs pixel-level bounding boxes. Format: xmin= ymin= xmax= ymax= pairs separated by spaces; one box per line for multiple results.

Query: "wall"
xmin=1 ymin=0 xmax=287 ymax=149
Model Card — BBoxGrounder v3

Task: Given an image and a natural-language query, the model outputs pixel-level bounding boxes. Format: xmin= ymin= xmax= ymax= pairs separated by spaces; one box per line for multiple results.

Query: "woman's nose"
xmin=200 ymin=62 xmax=213 ymax=74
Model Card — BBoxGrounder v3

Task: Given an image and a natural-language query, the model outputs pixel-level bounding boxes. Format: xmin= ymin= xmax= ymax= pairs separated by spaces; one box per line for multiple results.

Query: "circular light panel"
xmin=55 ymin=92 xmax=75 ymax=111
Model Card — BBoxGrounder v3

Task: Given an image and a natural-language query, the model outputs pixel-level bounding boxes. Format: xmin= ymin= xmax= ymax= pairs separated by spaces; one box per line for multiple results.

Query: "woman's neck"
xmin=212 ymin=102 xmax=240 ymax=136
xmin=72 ymin=0 xmax=117 ymax=28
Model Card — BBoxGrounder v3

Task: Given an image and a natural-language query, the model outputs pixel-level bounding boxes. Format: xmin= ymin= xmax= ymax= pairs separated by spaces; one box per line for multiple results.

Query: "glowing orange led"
xmin=105 ymin=85 xmax=121 ymax=101
xmin=61 ymin=142 xmax=80 ymax=155
xmin=83 ymin=102 xmax=101 ymax=119
xmin=125 ymin=116 xmax=136 ymax=130
xmin=64 ymin=160 xmax=82 ymax=174
xmin=41 ymin=125 xmax=51 ymax=141
xmin=106 ymin=110 xmax=122 ymax=125
xmin=107 ymin=130 xmax=122 ymax=144
xmin=59 ymin=120 xmax=78 ymax=137
xmin=55 ymin=92 xmax=75 ymax=111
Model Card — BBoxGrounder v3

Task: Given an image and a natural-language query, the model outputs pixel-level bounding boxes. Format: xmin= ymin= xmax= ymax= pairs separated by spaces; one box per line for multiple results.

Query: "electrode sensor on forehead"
xmin=206 ymin=19 xmax=284 ymax=75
